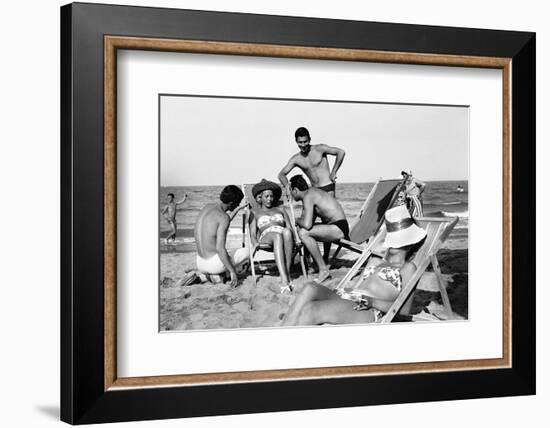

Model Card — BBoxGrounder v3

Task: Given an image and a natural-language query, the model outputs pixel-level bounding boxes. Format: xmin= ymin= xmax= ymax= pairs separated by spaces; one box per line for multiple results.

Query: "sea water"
xmin=159 ymin=181 xmax=468 ymax=253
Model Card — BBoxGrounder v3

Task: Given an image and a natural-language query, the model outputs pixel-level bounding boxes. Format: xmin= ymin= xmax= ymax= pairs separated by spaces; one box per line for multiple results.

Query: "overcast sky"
xmin=160 ymin=95 xmax=468 ymax=186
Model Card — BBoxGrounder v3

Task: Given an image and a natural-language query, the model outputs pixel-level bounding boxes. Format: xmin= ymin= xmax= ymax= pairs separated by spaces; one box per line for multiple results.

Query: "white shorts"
xmin=196 ymin=247 xmax=250 ymax=275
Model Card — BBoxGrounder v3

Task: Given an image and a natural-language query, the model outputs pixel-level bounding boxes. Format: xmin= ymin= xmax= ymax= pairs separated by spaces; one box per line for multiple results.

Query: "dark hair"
xmin=167 ymin=193 xmax=175 ymax=198
xmin=403 ymin=236 xmax=426 ymax=261
xmin=220 ymin=185 xmax=244 ymax=205
xmin=294 ymin=127 xmax=310 ymax=140
xmin=289 ymin=175 xmax=309 ymax=191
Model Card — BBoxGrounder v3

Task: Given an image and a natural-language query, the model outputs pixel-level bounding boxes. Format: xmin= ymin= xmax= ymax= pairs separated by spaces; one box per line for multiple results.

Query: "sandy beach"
xmin=160 ymin=240 xmax=468 ymax=331
xmin=159 ymin=181 xmax=469 ymax=331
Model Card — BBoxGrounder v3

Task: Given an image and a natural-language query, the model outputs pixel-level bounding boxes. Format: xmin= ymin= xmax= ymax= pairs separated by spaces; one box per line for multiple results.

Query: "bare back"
xmin=194 ymin=203 xmax=228 ymax=258
xmin=306 ymin=188 xmax=346 ymax=223
xmin=291 ymin=145 xmax=332 ymax=187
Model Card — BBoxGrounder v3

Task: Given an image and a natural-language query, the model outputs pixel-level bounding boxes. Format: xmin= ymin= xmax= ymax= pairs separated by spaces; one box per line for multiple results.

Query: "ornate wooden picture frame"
xmin=61 ymin=2 xmax=535 ymax=424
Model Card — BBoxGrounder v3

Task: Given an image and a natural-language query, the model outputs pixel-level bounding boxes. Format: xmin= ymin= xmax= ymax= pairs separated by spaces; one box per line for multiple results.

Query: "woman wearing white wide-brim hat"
xmin=400 ymin=168 xmax=426 ymax=217
xmin=282 ymin=205 xmax=427 ymax=325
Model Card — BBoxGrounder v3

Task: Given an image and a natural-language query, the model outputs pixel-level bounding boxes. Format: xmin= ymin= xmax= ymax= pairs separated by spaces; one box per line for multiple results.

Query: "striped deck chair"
xmin=332 ymin=178 xmax=406 ymax=260
xmin=334 ymin=216 xmax=459 ymax=322
xmin=241 ymin=184 xmax=307 ymax=284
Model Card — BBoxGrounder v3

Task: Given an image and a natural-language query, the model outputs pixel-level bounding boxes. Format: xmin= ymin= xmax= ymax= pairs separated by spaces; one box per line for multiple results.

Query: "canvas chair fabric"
xmin=332 ymin=178 xmax=405 ymax=259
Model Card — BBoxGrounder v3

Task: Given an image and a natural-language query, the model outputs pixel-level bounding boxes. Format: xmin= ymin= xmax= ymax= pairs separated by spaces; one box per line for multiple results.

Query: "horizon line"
xmin=160 ymin=178 xmax=469 ymax=188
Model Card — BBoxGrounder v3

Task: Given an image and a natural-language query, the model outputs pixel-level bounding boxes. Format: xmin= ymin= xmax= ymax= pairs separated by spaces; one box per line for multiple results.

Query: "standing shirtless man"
xmin=278 ymin=127 xmax=346 ymax=197
xmin=278 ymin=126 xmax=346 ymax=261
xmin=194 ymin=185 xmax=249 ymax=287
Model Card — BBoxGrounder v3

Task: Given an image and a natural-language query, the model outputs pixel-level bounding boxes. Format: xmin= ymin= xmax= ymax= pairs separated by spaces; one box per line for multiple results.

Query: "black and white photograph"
xmin=159 ymin=95 xmax=469 ymax=331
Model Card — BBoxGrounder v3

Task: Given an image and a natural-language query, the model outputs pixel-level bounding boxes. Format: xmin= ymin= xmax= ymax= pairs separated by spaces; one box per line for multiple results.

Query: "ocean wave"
xmin=425 ymin=201 xmax=468 ymax=210
xmin=453 ymin=225 xmax=469 ymax=230
xmin=159 ymin=237 xmax=195 ymax=244
xmin=441 ymin=210 xmax=469 ymax=218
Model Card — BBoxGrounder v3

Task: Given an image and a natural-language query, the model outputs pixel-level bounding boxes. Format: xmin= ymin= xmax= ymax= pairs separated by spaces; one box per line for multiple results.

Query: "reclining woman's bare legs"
xmin=282 ymin=282 xmax=375 ymax=326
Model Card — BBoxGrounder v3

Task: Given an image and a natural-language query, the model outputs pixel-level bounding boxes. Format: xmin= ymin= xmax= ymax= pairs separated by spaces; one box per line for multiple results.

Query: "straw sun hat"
xmin=251 ymin=179 xmax=282 ymax=202
xmin=383 ymin=205 xmax=427 ymax=248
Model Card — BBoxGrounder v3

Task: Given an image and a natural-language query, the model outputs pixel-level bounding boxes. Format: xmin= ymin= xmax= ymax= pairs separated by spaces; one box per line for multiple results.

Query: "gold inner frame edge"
xmin=103 ymin=36 xmax=512 ymax=391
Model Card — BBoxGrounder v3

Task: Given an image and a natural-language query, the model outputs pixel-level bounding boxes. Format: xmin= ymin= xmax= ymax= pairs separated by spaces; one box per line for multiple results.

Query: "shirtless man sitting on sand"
xmin=193 ymin=185 xmax=249 ymax=287
xmin=289 ymin=175 xmax=349 ymax=283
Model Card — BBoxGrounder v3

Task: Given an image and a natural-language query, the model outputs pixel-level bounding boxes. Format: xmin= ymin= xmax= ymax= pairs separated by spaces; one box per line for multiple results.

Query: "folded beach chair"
xmin=334 ymin=216 xmax=459 ymax=322
xmin=331 ymin=178 xmax=406 ymax=260
xmin=241 ymin=184 xmax=307 ymax=283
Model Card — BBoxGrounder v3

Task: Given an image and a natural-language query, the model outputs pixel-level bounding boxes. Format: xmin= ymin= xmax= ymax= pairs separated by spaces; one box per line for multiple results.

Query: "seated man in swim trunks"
xmin=289 ymin=175 xmax=349 ymax=283
xmin=249 ymin=179 xmax=294 ymax=292
xmin=193 ymin=185 xmax=250 ymax=287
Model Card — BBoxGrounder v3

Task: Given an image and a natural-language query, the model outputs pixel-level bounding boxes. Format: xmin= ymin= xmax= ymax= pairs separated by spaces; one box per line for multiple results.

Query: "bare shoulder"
xmin=311 ymin=187 xmax=327 ymax=200
xmin=314 ymin=143 xmax=343 ymax=155
xmin=203 ymin=204 xmax=226 ymax=222
xmin=215 ymin=209 xmax=230 ymax=224
xmin=401 ymin=261 xmax=417 ymax=276
xmin=304 ymin=190 xmax=319 ymax=204
xmin=289 ymin=152 xmax=305 ymax=164
xmin=274 ymin=206 xmax=287 ymax=215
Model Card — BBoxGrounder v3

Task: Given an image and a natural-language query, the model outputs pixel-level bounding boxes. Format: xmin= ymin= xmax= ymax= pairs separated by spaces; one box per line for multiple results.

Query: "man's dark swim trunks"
xmin=316 ymin=182 xmax=336 ymax=193
xmin=328 ymin=219 xmax=349 ymax=240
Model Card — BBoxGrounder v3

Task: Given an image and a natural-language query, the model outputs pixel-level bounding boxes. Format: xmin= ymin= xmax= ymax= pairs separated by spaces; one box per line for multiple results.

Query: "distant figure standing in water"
xmin=161 ymin=193 xmax=187 ymax=244
xmin=401 ymin=169 xmax=426 ymax=217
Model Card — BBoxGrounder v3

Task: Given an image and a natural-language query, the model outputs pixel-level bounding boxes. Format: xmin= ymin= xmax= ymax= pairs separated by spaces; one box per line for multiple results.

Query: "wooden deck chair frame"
xmin=331 ymin=177 xmax=408 ymax=260
xmin=379 ymin=216 xmax=459 ymax=323
xmin=335 ymin=216 xmax=459 ymax=323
